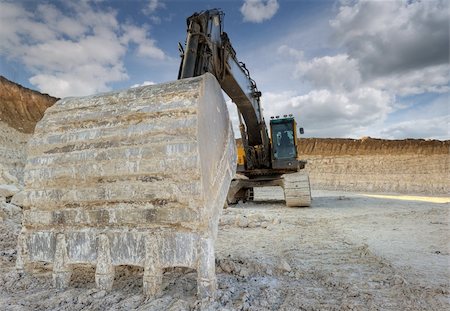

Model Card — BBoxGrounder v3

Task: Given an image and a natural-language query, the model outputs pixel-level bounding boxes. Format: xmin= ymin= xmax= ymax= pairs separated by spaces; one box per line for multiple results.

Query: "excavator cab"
xmin=270 ymin=116 xmax=300 ymax=170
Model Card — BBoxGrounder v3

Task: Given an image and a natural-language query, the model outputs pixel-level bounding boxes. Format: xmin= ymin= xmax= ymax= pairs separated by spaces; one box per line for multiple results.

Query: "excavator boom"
xmin=179 ymin=9 xmax=271 ymax=169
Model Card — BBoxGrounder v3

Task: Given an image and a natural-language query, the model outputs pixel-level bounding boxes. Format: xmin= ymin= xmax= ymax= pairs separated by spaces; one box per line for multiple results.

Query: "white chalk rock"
xmin=11 ymin=191 xmax=27 ymax=208
xmin=0 ymin=184 xmax=20 ymax=198
xmin=2 ymin=171 xmax=19 ymax=185
xmin=277 ymin=258 xmax=292 ymax=272
xmin=0 ymin=202 xmax=22 ymax=220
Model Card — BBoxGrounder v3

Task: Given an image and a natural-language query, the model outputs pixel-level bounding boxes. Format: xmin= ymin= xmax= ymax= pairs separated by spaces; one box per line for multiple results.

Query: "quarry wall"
xmin=0 ymin=75 xmax=448 ymax=194
xmin=0 ymin=122 xmax=30 ymax=183
xmin=298 ymin=138 xmax=449 ymax=195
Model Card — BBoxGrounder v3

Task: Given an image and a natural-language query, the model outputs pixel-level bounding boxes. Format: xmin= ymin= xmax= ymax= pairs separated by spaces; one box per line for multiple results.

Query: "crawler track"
xmin=282 ymin=170 xmax=311 ymax=207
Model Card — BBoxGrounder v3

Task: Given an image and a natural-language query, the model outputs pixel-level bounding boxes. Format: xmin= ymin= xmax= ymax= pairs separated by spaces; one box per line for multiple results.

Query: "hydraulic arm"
xmin=178 ymin=9 xmax=271 ymax=170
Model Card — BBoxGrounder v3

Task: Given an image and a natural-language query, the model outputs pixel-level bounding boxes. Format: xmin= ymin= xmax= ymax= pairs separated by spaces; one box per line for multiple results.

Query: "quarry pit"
xmin=0 ymin=76 xmax=449 ymax=310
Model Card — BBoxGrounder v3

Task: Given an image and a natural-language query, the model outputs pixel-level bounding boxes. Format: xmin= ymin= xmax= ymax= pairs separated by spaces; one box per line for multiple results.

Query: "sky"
xmin=0 ymin=0 xmax=448 ymax=140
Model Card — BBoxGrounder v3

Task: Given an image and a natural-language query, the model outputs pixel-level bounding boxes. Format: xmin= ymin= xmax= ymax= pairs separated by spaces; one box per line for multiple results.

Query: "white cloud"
xmin=381 ymin=115 xmax=449 ymax=140
xmin=240 ymin=0 xmax=279 ymax=23
xmin=369 ymin=64 xmax=450 ymax=97
xmin=36 ymin=4 xmax=87 ymax=38
xmin=381 ymin=93 xmax=449 ymax=140
xmin=225 ymin=97 xmax=241 ymax=138
xmin=330 ymin=0 xmax=449 ymax=78
xmin=296 ymin=54 xmax=361 ymax=92
xmin=121 ymin=24 xmax=165 ymax=60
xmin=0 ymin=1 xmax=166 ymax=98
xmin=279 ymin=47 xmax=449 ymax=137
xmin=277 ymin=45 xmax=304 ymax=60
xmin=131 ymin=81 xmax=156 ymax=88
xmin=30 ymin=63 xmax=127 ymax=97
xmin=270 ymin=0 xmax=449 ymax=139
xmin=289 ymin=0 xmax=450 ymax=98
xmin=260 ymin=88 xmax=392 ymax=138
xmin=143 ymin=0 xmax=165 ymax=24
xmin=144 ymin=0 xmax=165 ymax=14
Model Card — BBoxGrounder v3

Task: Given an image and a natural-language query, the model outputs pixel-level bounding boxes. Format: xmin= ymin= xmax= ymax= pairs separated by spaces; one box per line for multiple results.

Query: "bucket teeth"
xmin=143 ymin=234 xmax=162 ymax=297
xmin=17 ymin=73 xmax=237 ymax=299
xmin=95 ymin=234 xmax=114 ymax=291
xmin=53 ymin=234 xmax=72 ymax=289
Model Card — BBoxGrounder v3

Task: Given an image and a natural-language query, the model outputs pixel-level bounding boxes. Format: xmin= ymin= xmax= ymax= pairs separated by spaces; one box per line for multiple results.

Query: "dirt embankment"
xmin=0 ymin=75 xmax=58 ymax=134
xmin=298 ymin=137 xmax=449 ymax=156
xmin=237 ymin=137 xmax=449 ymax=194
xmin=298 ymin=138 xmax=449 ymax=195
xmin=0 ymin=76 xmax=57 ymax=181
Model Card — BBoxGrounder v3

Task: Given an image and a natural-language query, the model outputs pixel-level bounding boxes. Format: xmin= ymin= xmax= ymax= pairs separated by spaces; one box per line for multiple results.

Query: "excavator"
xmin=178 ymin=9 xmax=311 ymax=207
xmin=16 ymin=9 xmax=311 ymax=300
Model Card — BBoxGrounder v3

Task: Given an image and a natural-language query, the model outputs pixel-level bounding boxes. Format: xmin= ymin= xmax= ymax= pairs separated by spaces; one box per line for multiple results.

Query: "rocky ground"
xmin=1 ymin=188 xmax=448 ymax=310
xmin=1 ymin=73 xmax=449 ymax=311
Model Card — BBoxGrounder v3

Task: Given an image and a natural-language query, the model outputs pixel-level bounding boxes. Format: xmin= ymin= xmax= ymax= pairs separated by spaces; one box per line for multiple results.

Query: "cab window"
xmin=272 ymin=122 xmax=296 ymax=159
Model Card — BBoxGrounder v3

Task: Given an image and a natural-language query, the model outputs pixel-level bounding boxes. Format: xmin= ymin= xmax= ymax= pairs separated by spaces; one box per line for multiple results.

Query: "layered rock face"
xmin=298 ymin=138 xmax=449 ymax=194
xmin=0 ymin=122 xmax=30 ymax=184
xmin=17 ymin=74 xmax=236 ymax=299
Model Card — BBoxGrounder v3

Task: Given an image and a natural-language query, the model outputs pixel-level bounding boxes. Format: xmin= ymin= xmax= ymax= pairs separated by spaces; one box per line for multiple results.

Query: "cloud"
xmin=143 ymin=0 xmax=165 ymax=24
xmin=382 ymin=93 xmax=449 ymax=139
xmin=240 ymin=0 xmax=279 ymax=23
xmin=225 ymin=98 xmax=241 ymax=138
xmin=293 ymin=52 xmax=450 ymax=98
xmin=380 ymin=115 xmax=449 ymax=140
xmin=29 ymin=63 xmax=127 ymax=97
xmin=295 ymin=54 xmax=361 ymax=92
xmin=36 ymin=3 xmax=87 ymax=38
xmin=330 ymin=0 xmax=449 ymax=78
xmin=144 ymin=0 xmax=165 ymax=14
xmin=0 ymin=0 xmax=166 ymax=97
xmin=292 ymin=0 xmax=450 ymax=98
xmin=121 ymin=24 xmax=165 ymax=60
xmin=272 ymin=0 xmax=449 ymax=138
xmin=131 ymin=81 xmax=156 ymax=88
xmin=277 ymin=45 xmax=304 ymax=60
xmin=261 ymin=88 xmax=392 ymax=138
xmin=370 ymin=64 xmax=450 ymax=96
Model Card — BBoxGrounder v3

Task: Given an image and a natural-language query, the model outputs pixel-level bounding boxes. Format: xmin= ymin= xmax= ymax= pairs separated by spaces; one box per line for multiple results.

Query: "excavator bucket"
xmin=15 ymin=73 xmax=236 ymax=300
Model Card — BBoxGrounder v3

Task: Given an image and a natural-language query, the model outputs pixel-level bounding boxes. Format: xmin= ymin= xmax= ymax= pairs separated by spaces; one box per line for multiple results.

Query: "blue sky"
xmin=0 ymin=0 xmax=448 ymax=139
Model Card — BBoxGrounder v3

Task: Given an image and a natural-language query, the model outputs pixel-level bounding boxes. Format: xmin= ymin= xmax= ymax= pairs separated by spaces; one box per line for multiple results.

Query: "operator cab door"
xmin=270 ymin=118 xmax=299 ymax=170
